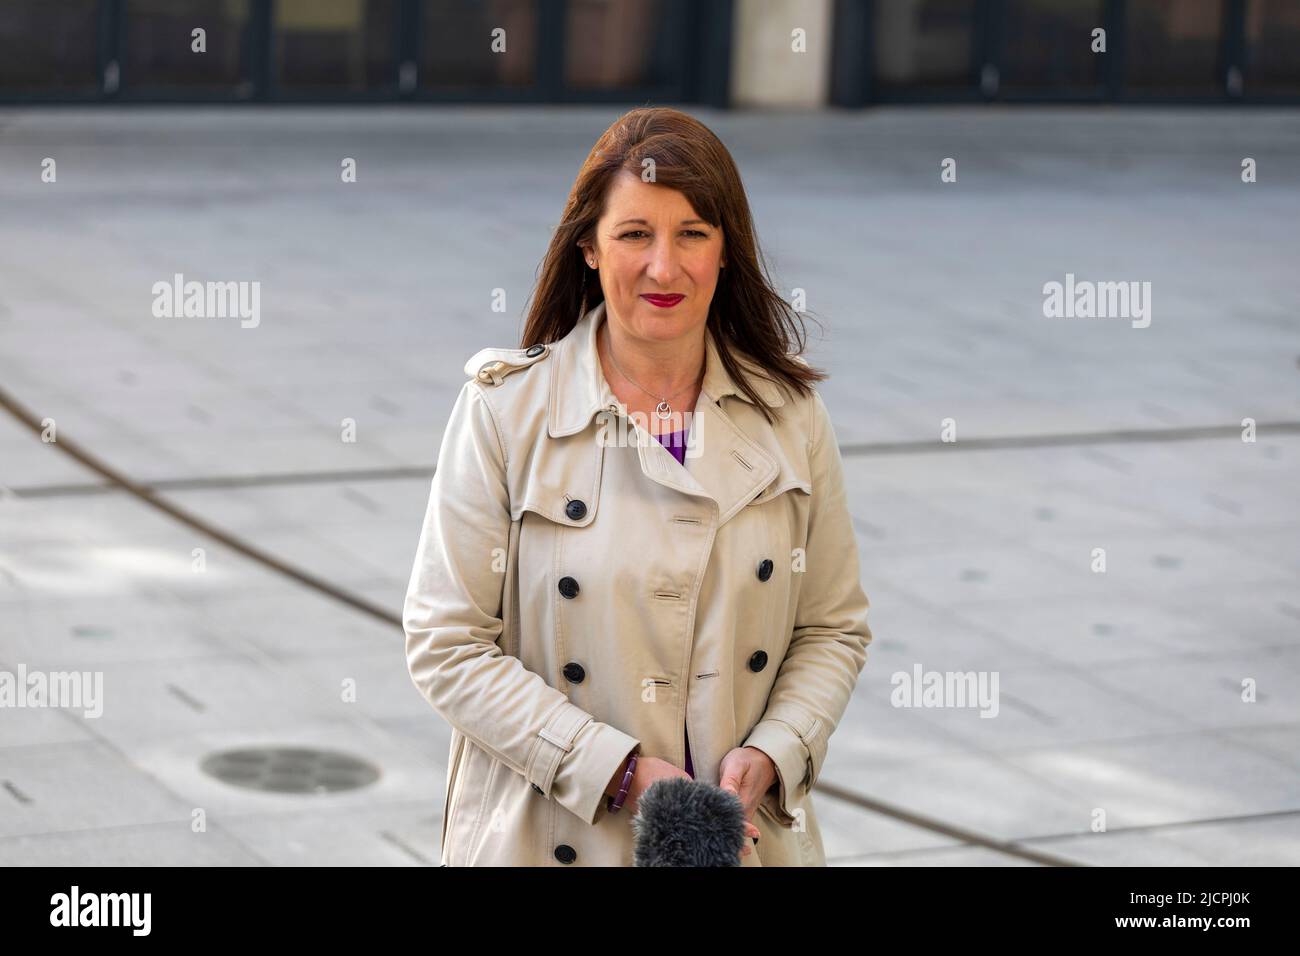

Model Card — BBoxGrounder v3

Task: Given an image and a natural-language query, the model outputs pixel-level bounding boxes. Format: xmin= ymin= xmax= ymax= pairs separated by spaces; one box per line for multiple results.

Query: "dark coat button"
xmin=563 ymin=662 xmax=586 ymax=684
xmin=558 ymin=576 xmax=580 ymax=599
xmin=526 ymin=344 xmax=545 ymax=357
xmin=756 ymin=558 xmax=774 ymax=582
xmin=531 ymin=783 xmax=544 ymax=794
xmin=748 ymin=650 xmax=769 ymax=672
xmin=565 ymin=499 xmax=587 ymax=521
xmin=554 ymin=844 xmax=577 ymax=864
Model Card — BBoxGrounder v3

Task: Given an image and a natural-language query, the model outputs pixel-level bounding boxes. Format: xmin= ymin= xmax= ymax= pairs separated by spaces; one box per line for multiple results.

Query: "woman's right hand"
xmin=608 ymin=755 xmax=691 ymax=818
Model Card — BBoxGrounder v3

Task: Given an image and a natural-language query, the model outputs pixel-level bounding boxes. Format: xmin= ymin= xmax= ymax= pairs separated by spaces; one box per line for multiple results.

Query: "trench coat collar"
xmin=546 ymin=299 xmax=791 ymax=524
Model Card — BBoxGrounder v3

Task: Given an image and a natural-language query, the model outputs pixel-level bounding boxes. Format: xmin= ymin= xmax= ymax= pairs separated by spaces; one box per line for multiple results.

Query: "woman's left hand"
xmin=718 ymin=746 xmax=778 ymax=860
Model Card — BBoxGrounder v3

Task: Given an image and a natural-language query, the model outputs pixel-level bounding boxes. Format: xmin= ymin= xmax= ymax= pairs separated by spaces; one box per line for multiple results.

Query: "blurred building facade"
xmin=1 ymin=0 xmax=1296 ymax=106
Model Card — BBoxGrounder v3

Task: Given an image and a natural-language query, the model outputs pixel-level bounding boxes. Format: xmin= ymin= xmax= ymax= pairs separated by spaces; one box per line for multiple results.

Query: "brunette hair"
xmin=519 ymin=107 xmax=826 ymax=423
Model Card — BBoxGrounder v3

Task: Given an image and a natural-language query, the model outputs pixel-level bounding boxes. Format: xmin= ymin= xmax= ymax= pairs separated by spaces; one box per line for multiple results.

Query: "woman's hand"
xmin=718 ymin=746 xmax=776 ymax=860
xmin=606 ymin=755 xmax=691 ymax=818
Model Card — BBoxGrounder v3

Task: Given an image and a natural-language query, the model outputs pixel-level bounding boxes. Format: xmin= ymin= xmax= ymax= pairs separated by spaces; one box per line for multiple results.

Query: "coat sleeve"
xmin=742 ymin=389 xmax=873 ymax=828
xmin=403 ymin=379 xmax=641 ymax=826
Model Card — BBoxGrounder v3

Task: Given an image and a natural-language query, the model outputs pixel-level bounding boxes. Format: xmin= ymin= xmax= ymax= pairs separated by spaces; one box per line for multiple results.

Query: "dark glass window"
xmin=1125 ymin=0 xmax=1222 ymax=95
xmin=125 ymin=0 xmax=251 ymax=95
xmin=1244 ymin=0 xmax=1300 ymax=94
xmin=0 ymin=0 xmax=99 ymax=94
xmin=419 ymin=0 xmax=537 ymax=89
xmin=274 ymin=0 xmax=397 ymax=92
xmin=565 ymin=0 xmax=675 ymax=90
xmin=999 ymin=0 xmax=1105 ymax=94
xmin=872 ymin=0 xmax=978 ymax=93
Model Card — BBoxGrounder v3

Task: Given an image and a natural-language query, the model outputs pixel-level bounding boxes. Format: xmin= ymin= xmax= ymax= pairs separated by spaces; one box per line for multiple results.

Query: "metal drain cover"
xmin=201 ymin=747 xmax=380 ymax=794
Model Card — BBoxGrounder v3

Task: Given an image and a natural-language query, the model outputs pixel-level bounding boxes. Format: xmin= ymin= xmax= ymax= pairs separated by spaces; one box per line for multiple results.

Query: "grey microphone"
xmin=631 ymin=777 xmax=748 ymax=867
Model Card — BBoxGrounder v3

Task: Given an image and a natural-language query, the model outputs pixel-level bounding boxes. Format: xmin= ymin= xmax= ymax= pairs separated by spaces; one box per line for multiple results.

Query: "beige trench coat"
xmin=403 ymin=300 xmax=872 ymax=866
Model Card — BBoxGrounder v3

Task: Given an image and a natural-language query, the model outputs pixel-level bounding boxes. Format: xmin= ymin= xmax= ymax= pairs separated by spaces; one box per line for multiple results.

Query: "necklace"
xmin=602 ymin=323 xmax=704 ymax=421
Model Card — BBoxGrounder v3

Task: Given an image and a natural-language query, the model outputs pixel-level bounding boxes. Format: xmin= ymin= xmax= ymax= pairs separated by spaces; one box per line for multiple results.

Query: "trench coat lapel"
xmin=546 ymin=300 xmax=789 ymax=525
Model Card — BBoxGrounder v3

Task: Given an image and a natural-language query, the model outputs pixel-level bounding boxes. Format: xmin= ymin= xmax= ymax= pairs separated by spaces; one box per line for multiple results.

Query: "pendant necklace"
xmin=603 ymin=323 xmax=704 ymax=421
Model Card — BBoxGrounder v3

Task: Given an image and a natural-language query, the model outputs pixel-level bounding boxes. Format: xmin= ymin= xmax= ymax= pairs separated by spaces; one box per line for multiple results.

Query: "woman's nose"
xmin=645 ymin=238 xmax=680 ymax=283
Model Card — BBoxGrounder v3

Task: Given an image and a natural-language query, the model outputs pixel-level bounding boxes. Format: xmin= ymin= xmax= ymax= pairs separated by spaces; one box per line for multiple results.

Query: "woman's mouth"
xmin=641 ymin=294 xmax=685 ymax=308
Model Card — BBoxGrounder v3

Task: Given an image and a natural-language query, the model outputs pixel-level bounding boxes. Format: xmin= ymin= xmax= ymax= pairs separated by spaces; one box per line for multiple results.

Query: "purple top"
xmin=653 ymin=427 xmax=689 ymax=466
xmin=653 ymin=427 xmax=695 ymax=778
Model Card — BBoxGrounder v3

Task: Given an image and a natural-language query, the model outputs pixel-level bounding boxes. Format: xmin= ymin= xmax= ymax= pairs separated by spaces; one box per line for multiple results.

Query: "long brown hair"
xmin=519 ymin=107 xmax=826 ymax=423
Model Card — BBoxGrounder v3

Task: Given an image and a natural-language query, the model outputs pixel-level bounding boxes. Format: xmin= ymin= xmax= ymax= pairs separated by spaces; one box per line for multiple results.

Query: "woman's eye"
xmin=618 ymin=230 xmax=709 ymax=240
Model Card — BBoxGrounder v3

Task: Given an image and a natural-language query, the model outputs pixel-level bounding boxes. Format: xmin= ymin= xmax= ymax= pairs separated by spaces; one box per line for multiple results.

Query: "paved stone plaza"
xmin=0 ymin=106 xmax=1297 ymax=865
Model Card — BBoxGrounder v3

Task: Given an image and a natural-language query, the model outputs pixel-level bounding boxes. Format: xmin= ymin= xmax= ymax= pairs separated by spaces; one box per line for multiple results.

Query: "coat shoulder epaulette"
xmin=463 ymin=343 xmax=551 ymax=386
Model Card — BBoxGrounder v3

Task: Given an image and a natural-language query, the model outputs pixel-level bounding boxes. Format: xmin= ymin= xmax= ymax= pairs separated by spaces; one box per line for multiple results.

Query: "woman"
xmin=403 ymin=107 xmax=872 ymax=866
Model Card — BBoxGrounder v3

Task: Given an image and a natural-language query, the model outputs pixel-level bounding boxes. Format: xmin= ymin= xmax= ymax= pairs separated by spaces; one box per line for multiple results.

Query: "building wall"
xmin=0 ymin=0 xmax=1297 ymax=106
xmin=730 ymin=0 xmax=833 ymax=108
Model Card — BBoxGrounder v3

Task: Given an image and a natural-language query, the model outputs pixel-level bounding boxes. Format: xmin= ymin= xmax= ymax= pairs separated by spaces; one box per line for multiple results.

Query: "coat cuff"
xmin=743 ymin=716 xmax=818 ymax=828
xmin=528 ymin=701 xmax=640 ymax=826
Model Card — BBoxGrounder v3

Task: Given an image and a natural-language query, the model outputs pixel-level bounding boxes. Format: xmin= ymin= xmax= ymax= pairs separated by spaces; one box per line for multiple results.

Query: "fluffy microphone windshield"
xmin=631 ymin=777 xmax=748 ymax=867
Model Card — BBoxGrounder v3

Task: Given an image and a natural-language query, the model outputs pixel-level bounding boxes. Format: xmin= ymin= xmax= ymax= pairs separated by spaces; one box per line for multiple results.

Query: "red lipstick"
xmin=641 ymin=294 xmax=685 ymax=308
